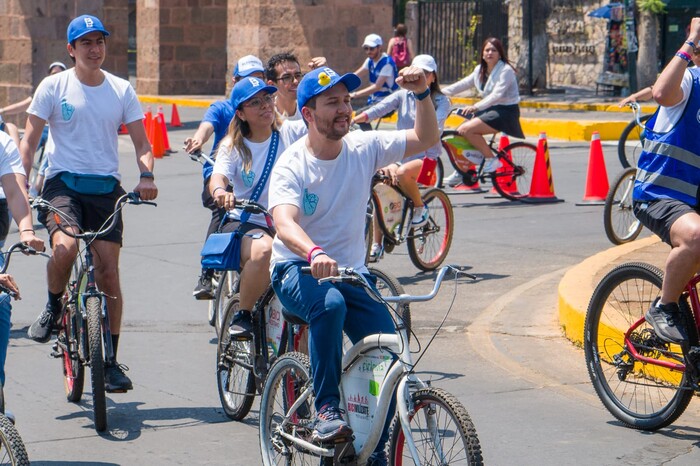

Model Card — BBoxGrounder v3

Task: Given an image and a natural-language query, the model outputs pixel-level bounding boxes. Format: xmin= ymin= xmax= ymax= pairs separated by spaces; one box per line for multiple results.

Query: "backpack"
xmin=391 ymin=37 xmax=411 ymax=69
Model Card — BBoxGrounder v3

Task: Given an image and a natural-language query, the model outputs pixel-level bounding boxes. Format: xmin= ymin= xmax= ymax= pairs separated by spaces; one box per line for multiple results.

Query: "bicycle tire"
xmin=367 ymin=266 xmax=411 ymax=341
xmin=603 ymin=168 xmax=643 ymax=245
xmin=491 ymin=141 xmax=538 ymax=201
xmin=617 ymin=114 xmax=651 ymax=169
xmin=217 ymin=295 xmax=255 ymax=420
xmin=213 ymin=271 xmax=237 ymax=337
xmin=389 ymin=387 xmax=483 ymax=465
xmin=0 ymin=414 xmax=29 ymax=466
xmin=259 ymin=352 xmax=321 ymax=466
xmin=86 ymin=296 xmax=107 ymax=432
xmin=584 ymin=262 xmax=697 ymax=430
xmin=61 ymin=303 xmax=84 ymax=402
xmin=407 ymin=188 xmax=453 ymax=271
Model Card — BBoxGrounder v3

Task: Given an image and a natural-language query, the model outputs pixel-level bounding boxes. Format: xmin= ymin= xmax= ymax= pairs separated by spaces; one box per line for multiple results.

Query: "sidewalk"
xmin=138 ymin=85 xmax=656 ymax=142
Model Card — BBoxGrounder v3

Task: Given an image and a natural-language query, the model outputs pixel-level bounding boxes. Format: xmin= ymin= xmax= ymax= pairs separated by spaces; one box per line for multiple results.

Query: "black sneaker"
xmin=645 ymin=300 xmax=688 ymax=344
xmin=311 ymin=403 xmax=353 ymax=444
xmin=228 ymin=311 xmax=253 ymax=340
xmin=104 ymin=363 xmax=133 ymax=392
xmin=28 ymin=305 xmax=61 ymax=343
xmin=367 ymin=451 xmax=388 ymax=466
xmin=193 ymin=274 xmax=214 ymax=300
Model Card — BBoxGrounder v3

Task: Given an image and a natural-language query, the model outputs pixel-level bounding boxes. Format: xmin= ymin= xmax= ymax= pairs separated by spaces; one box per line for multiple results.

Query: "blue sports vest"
xmin=634 ymin=68 xmax=700 ymax=206
xmin=367 ymin=55 xmax=399 ymax=104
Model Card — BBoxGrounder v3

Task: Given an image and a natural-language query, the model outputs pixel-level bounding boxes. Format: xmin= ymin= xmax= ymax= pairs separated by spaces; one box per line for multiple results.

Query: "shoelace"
xmin=107 ymin=363 xmax=130 ymax=374
xmin=318 ymin=406 xmax=345 ymax=421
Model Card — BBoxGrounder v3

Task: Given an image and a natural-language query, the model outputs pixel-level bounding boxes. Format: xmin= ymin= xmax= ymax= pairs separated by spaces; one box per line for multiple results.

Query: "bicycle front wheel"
xmin=217 ymin=295 xmax=255 ymax=420
xmin=213 ymin=271 xmax=237 ymax=337
xmin=86 ymin=296 xmax=107 ymax=432
xmin=603 ymin=167 xmax=642 ymax=245
xmin=491 ymin=142 xmax=537 ymax=201
xmin=61 ymin=302 xmax=84 ymax=402
xmin=408 ymin=188 xmax=453 ymax=271
xmin=617 ymin=114 xmax=651 ymax=168
xmin=0 ymin=414 xmax=29 ymax=465
xmin=584 ymin=263 xmax=696 ymax=430
xmin=389 ymin=387 xmax=483 ymax=465
xmin=259 ymin=352 xmax=321 ymax=466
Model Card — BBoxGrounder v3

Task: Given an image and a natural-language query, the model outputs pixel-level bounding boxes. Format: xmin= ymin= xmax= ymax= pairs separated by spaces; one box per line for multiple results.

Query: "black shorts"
xmin=38 ymin=175 xmax=127 ymax=245
xmin=0 ymin=199 xmax=9 ymax=244
xmin=475 ymin=104 xmax=525 ymax=139
xmin=219 ymin=218 xmax=273 ymax=237
xmin=633 ymin=198 xmax=700 ymax=245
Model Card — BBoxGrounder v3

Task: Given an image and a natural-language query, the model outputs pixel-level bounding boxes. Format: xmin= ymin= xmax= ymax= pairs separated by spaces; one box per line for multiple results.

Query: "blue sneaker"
xmin=411 ymin=207 xmax=429 ymax=228
xmin=311 ymin=403 xmax=353 ymax=443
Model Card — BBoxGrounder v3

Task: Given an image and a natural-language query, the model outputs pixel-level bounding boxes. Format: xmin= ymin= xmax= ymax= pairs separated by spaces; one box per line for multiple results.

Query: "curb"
xmin=557 ymin=235 xmax=661 ymax=345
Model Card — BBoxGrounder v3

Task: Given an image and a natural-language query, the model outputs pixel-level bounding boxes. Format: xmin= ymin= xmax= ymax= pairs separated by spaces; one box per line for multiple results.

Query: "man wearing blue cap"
xmin=267 ymin=65 xmax=439 ymax=463
xmin=185 ymin=55 xmax=265 ymax=300
xmin=20 ymin=14 xmax=157 ymax=392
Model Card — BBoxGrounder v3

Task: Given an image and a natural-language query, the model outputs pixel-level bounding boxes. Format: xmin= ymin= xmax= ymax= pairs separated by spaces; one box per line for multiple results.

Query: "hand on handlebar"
xmin=18 ymin=231 xmax=45 ymax=254
xmin=310 ymin=253 xmax=339 ymax=279
xmin=134 ymin=178 xmax=158 ymax=202
xmin=0 ymin=274 xmax=20 ymax=300
xmin=215 ymin=189 xmax=235 ymax=210
xmin=183 ymin=137 xmax=203 ymax=154
xmin=378 ymin=164 xmax=399 ymax=185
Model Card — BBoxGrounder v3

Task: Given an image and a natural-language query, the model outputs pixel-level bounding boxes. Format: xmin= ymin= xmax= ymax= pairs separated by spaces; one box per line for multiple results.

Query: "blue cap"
xmin=297 ymin=67 xmax=361 ymax=110
xmin=230 ymin=77 xmax=277 ymax=110
xmin=67 ymin=15 xmax=110 ymax=43
xmin=233 ymin=55 xmax=265 ymax=78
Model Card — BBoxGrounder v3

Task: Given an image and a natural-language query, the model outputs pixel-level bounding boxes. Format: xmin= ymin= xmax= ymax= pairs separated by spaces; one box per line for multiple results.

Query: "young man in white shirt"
xmin=350 ymin=34 xmax=399 ymax=105
xmin=19 ymin=15 xmax=157 ymax=392
xmin=267 ymin=65 xmax=439 ymax=464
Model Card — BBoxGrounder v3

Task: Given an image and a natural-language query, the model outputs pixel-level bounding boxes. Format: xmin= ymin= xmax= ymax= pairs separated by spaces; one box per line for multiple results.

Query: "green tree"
xmin=636 ymin=0 xmax=666 ymax=88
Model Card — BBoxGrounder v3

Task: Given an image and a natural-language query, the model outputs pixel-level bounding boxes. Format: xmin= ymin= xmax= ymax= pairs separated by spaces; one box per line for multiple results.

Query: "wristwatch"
xmin=140 ymin=171 xmax=155 ymax=180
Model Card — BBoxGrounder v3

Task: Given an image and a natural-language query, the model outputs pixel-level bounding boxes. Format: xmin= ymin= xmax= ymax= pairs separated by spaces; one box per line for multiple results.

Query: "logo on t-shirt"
xmin=303 ymin=188 xmax=318 ymax=215
xmin=241 ymin=168 xmax=255 ymax=187
xmin=61 ymin=98 xmax=75 ymax=121
xmin=696 ymin=108 xmax=700 ymax=125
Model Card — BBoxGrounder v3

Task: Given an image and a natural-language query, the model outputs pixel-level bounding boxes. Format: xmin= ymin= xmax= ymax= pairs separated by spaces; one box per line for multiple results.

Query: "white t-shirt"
xmin=277 ymin=103 xmax=303 ymax=122
xmin=268 ymin=130 xmax=407 ymax=271
xmin=212 ymin=119 xmax=308 ymax=227
xmin=363 ymin=53 xmax=396 ymax=88
xmin=652 ymin=70 xmax=693 ymax=133
xmin=0 ymin=131 xmax=28 ymax=184
xmin=27 ymin=69 xmax=144 ymax=180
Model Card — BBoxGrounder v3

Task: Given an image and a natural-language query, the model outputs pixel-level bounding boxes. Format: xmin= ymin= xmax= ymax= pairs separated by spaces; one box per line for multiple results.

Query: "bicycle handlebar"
xmin=625 ymin=102 xmax=645 ymax=127
xmin=189 ymin=149 xmax=216 ymax=168
xmin=0 ymin=242 xmax=48 ymax=298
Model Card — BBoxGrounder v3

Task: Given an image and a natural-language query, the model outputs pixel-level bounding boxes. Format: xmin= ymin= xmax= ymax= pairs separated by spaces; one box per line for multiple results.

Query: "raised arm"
xmin=653 ymin=17 xmax=700 ymax=107
xmin=397 ymin=67 xmax=440 ymax=157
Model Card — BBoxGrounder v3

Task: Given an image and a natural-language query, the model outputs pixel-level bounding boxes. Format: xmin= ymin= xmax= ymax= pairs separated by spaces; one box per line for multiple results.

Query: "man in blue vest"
xmin=350 ymin=34 xmax=399 ymax=105
xmin=633 ymin=17 xmax=700 ymax=345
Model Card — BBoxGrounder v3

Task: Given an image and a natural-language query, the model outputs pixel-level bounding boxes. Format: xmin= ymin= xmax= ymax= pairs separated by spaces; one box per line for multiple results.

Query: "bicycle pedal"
xmin=334 ymin=441 xmax=357 ymax=465
xmin=50 ymin=342 xmax=63 ymax=358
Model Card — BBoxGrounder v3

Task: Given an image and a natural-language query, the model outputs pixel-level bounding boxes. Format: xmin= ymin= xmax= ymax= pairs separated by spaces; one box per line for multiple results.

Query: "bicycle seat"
xmin=282 ymin=309 xmax=308 ymax=326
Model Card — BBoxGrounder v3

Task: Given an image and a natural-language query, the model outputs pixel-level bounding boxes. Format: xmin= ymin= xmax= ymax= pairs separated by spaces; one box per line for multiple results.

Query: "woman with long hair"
xmin=442 ymin=37 xmax=524 ymax=184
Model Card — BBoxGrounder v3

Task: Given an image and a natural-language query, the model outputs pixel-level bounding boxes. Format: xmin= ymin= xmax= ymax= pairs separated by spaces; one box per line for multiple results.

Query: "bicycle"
xmin=32 ymin=192 xmax=156 ymax=433
xmin=216 ymin=200 xmax=410 ymax=420
xmin=603 ymin=167 xmax=643 ymax=245
xmin=258 ymin=265 xmax=483 ymax=465
xmin=440 ymin=108 xmax=538 ymax=201
xmin=617 ymin=102 xmax=652 ymax=169
xmin=0 ymin=242 xmax=45 ymax=466
xmin=584 ymin=262 xmax=700 ymax=430
xmin=368 ymin=172 xmax=454 ymax=271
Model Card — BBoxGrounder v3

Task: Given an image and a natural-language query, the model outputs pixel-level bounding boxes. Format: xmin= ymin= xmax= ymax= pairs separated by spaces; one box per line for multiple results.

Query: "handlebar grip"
xmin=301 ymin=266 xmax=312 ymax=274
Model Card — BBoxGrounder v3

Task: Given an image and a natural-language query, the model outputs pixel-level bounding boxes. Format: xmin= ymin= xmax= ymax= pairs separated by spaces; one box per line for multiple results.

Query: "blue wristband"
xmin=414 ymin=88 xmax=431 ymax=101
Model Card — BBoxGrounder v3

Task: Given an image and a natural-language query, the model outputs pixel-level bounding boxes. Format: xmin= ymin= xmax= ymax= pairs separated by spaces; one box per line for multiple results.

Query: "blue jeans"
xmin=0 ymin=293 xmax=10 ymax=387
xmin=271 ymin=261 xmax=396 ymax=450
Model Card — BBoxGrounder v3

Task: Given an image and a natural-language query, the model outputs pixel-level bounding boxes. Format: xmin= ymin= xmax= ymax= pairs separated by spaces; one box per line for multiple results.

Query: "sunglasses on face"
xmin=275 ymin=72 xmax=303 ymax=85
xmin=242 ymin=94 xmax=274 ymax=109
xmin=363 ymin=46 xmax=378 ymax=51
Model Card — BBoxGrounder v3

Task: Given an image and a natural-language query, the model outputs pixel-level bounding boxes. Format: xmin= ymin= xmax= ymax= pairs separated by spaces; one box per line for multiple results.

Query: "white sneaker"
xmin=443 ymin=171 xmax=463 ymax=187
xmin=369 ymin=243 xmax=383 ymax=263
xmin=483 ymin=157 xmax=502 ymax=173
xmin=464 ymin=151 xmax=484 ymax=165
xmin=411 ymin=207 xmax=429 ymax=228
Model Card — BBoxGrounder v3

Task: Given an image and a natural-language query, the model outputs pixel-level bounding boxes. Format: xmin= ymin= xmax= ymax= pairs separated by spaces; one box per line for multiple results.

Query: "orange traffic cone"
xmin=488 ymin=134 xmax=519 ymax=197
xmin=118 ymin=123 xmax=128 ymax=135
xmin=157 ymin=106 xmax=175 ymax=154
xmin=151 ymin=115 xmax=165 ymax=158
xmin=575 ymin=131 xmax=609 ymax=205
xmin=144 ymin=106 xmax=153 ymax=143
xmin=170 ymin=103 xmax=182 ymax=127
xmin=526 ymin=132 xmax=564 ymax=203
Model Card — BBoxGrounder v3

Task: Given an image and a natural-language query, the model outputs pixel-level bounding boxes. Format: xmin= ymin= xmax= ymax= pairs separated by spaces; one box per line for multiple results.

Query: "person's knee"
xmin=51 ymin=242 xmax=79 ymax=268
xmin=95 ymin=263 xmax=120 ymax=289
xmin=309 ymin=289 xmax=346 ymax=325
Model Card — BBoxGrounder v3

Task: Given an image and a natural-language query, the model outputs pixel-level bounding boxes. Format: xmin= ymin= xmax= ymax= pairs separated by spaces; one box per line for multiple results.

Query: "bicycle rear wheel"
xmin=259 ymin=352 xmax=321 ymax=466
xmin=407 ymin=188 xmax=453 ymax=271
xmin=0 ymin=414 xmax=29 ymax=466
xmin=217 ymin=295 xmax=255 ymax=420
xmin=584 ymin=263 xmax=696 ymax=430
xmin=389 ymin=387 xmax=483 ymax=465
xmin=604 ymin=168 xmax=643 ymax=245
xmin=617 ymin=114 xmax=651 ymax=168
xmin=86 ymin=296 xmax=107 ymax=432
xmin=491 ymin=141 xmax=537 ymax=201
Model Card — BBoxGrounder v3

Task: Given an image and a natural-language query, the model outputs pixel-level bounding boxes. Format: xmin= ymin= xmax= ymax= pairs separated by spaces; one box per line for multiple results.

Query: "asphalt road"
xmin=5 ymin=106 xmax=700 ymax=465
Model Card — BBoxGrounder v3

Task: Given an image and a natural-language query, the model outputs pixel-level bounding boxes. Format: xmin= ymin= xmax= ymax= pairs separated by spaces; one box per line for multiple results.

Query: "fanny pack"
xmin=60 ymin=172 xmax=119 ymax=195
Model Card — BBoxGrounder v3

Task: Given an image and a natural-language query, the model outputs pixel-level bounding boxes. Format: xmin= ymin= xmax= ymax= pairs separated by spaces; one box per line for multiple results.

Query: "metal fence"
xmin=417 ymin=0 xmax=509 ymax=84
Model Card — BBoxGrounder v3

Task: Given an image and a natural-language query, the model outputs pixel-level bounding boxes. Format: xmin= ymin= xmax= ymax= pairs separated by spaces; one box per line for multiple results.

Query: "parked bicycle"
xmin=440 ymin=108 xmax=537 ymax=200
xmin=32 ymin=192 xmax=156 ymax=433
xmin=216 ymin=200 xmax=410 ymax=420
xmin=367 ymin=171 xmax=454 ymax=271
xmin=258 ymin=265 xmax=482 ymax=465
xmin=0 ymin=242 xmax=44 ymax=466
xmin=584 ymin=262 xmax=700 ymax=430
xmin=603 ymin=167 xmax=644 ymax=245
xmin=617 ymin=102 xmax=652 ymax=169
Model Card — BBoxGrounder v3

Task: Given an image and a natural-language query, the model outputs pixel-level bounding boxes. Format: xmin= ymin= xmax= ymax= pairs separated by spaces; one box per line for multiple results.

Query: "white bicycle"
xmin=258 ymin=266 xmax=483 ymax=465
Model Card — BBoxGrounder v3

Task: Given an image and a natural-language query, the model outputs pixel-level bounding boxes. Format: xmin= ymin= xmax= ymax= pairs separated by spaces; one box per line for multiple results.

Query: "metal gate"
xmin=417 ymin=0 xmax=509 ymax=84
